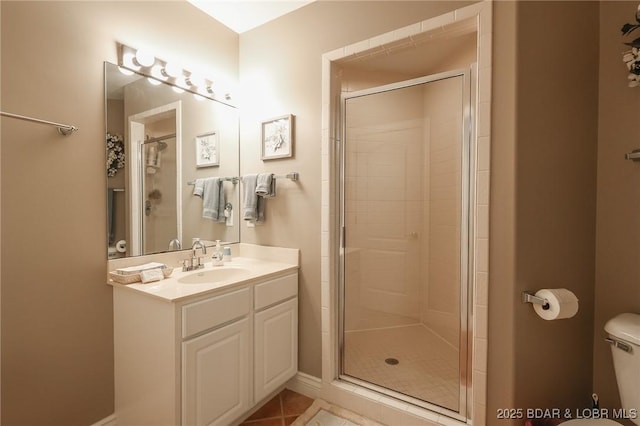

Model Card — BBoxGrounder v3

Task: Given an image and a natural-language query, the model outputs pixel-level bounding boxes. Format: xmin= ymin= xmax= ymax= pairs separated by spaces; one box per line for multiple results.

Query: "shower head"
xmin=144 ymin=135 xmax=170 ymax=151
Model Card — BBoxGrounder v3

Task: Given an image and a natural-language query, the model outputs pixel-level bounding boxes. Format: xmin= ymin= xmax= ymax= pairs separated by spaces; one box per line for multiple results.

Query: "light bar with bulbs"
xmin=117 ymin=43 xmax=231 ymax=102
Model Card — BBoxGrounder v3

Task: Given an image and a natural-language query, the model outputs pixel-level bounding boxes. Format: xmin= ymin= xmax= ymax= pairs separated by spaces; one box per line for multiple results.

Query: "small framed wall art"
xmin=195 ymin=131 xmax=219 ymax=167
xmin=261 ymin=114 xmax=293 ymax=160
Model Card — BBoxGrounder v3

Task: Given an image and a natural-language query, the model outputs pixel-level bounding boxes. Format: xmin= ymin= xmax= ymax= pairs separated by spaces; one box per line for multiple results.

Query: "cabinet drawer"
xmin=182 ymin=287 xmax=250 ymax=338
xmin=254 ymin=273 xmax=298 ymax=311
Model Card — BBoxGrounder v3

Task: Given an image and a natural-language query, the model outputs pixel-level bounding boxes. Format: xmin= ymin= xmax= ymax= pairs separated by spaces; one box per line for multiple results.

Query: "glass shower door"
xmin=339 ymin=71 xmax=471 ymax=416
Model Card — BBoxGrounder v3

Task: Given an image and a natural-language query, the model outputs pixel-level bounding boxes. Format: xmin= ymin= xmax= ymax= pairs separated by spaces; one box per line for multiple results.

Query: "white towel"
xmin=255 ymin=173 xmax=276 ymax=198
xmin=242 ymin=174 xmax=265 ymax=222
xmin=194 ymin=177 xmax=226 ymax=222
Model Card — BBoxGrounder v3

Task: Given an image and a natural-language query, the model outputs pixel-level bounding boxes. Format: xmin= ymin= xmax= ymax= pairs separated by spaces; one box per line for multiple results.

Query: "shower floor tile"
xmin=344 ymin=324 xmax=459 ymax=411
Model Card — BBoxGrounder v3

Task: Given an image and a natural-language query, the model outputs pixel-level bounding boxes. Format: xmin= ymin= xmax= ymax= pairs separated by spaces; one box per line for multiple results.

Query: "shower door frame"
xmin=337 ymin=68 xmax=475 ymax=421
xmin=128 ymin=101 xmax=183 ymax=256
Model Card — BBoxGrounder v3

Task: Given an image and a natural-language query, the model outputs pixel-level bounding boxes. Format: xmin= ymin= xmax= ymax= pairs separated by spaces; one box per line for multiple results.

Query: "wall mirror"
xmin=105 ymin=61 xmax=240 ymax=259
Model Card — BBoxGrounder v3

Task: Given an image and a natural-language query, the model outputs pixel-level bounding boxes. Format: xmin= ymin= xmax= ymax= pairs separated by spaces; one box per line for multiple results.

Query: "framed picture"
xmin=195 ymin=132 xmax=219 ymax=167
xmin=261 ymin=114 xmax=293 ymax=160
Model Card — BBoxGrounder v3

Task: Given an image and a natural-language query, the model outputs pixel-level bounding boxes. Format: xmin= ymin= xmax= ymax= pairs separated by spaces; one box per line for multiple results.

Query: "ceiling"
xmin=187 ymin=0 xmax=316 ymax=34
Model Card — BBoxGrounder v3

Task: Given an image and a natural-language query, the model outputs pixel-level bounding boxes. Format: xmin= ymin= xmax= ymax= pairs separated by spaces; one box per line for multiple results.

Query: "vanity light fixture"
xmin=150 ymin=64 xmax=168 ymax=81
xmin=117 ymin=43 xmax=232 ymax=103
xmin=164 ymin=62 xmax=182 ymax=78
xmin=134 ymin=49 xmax=155 ymax=67
xmin=118 ymin=66 xmax=135 ymax=76
xmin=121 ymin=52 xmax=140 ymax=71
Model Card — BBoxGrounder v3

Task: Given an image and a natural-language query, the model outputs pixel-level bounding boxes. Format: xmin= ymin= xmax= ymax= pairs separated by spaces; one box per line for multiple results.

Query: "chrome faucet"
xmin=183 ymin=239 xmax=207 ymax=272
xmin=168 ymin=238 xmax=181 ymax=251
xmin=192 ymin=239 xmax=207 ymax=256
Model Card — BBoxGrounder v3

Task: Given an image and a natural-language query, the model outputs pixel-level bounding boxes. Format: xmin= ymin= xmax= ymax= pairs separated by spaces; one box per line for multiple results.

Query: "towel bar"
xmin=0 ymin=111 xmax=78 ymax=135
xmin=187 ymin=176 xmax=239 ymax=185
xmin=275 ymin=172 xmax=299 ymax=181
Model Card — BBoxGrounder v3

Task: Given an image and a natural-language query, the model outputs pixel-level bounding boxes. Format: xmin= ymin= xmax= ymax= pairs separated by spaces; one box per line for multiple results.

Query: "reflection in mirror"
xmin=105 ymin=62 xmax=240 ymax=259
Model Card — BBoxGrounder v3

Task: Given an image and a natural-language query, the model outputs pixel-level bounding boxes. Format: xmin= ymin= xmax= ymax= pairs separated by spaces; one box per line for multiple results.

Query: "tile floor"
xmin=240 ymin=388 xmax=314 ymax=426
xmin=343 ymin=324 xmax=459 ymax=411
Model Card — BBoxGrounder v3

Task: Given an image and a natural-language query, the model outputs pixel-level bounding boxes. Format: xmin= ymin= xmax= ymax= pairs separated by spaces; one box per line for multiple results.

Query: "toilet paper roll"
xmin=533 ymin=288 xmax=579 ymax=320
xmin=115 ymin=240 xmax=127 ymax=253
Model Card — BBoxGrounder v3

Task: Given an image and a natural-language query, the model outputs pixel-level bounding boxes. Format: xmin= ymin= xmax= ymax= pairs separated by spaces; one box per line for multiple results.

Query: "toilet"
xmin=564 ymin=313 xmax=640 ymax=425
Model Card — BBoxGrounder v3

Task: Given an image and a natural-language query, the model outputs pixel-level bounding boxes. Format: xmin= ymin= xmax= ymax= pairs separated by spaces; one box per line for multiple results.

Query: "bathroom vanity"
xmin=109 ymin=245 xmax=299 ymax=425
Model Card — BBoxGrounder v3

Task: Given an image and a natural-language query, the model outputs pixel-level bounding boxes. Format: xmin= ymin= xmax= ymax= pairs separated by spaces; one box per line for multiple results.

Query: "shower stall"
xmin=338 ymin=69 xmax=473 ymax=416
xmin=141 ymin=132 xmax=178 ymax=254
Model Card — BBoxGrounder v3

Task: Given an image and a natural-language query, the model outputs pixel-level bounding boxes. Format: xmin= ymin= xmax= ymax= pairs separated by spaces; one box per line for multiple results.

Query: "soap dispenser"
xmin=212 ymin=240 xmax=224 ymax=266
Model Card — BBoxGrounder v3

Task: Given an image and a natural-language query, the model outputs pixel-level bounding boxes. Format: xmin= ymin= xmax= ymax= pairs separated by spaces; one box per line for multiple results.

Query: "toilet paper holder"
xmin=522 ymin=291 xmax=550 ymax=310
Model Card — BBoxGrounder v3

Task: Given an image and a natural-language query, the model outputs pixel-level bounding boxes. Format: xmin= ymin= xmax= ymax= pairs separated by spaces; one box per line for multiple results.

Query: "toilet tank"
xmin=605 ymin=313 xmax=640 ymax=426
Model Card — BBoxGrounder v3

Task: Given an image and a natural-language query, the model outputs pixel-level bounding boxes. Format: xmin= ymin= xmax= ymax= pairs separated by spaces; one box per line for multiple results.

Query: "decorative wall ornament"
xmin=107 ymin=133 xmax=125 ymax=177
xmin=261 ymin=114 xmax=294 ymax=160
xmin=621 ymin=4 xmax=640 ymax=87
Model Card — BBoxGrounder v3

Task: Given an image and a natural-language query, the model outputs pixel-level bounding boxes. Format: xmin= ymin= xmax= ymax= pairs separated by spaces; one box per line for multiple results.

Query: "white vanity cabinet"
xmin=181 ymin=287 xmax=251 ymax=426
xmin=253 ymin=274 xmax=299 ymax=402
xmin=113 ymin=269 xmax=298 ymax=426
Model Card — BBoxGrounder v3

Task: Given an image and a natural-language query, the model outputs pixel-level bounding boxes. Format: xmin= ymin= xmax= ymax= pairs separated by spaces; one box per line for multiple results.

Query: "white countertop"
xmin=109 ymin=256 xmax=298 ymax=302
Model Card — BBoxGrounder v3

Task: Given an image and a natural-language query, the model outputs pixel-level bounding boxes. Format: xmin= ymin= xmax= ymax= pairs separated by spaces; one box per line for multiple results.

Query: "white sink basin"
xmin=178 ymin=267 xmax=251 ymax=284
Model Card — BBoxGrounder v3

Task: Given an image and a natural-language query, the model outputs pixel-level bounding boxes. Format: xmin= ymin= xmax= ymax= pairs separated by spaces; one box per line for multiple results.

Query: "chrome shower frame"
xmin=336 ymin=67 xmax=476 ymax=422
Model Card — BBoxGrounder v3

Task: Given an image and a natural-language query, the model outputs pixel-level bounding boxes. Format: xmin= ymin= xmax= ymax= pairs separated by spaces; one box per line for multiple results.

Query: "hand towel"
xmin=192 ymin=178 xmax=205 ymax=197
xmin=194 ymin=177 xmax=226 ymax=222
xmin=255 ymin=173 xmax=276 ymax=198
xmin=242 ymin=174 xmax=260 ymax=221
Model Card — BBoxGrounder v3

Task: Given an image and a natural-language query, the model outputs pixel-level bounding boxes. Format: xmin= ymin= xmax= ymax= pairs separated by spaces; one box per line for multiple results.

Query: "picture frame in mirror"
xmin=195 ymin=131 xmax=220 ymax=167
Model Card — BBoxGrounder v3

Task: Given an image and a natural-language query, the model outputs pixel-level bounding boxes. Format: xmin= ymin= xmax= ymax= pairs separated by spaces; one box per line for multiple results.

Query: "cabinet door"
xmin=182 ymin=318 xmax=249 ymax=426
xmin=254 ymin=297 xmax=298 ymax=402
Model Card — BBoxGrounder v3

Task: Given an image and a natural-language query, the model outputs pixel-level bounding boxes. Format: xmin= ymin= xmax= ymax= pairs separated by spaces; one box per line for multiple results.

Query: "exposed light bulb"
xmin=147 ymin=77 xmax=162 ymax=86
xmin=118 ymin=66 xmax=135 ymax=76
xmin=164 ymin=62 xmax=182 ymax=78
xmin=122 ymin=52 xmax=140 ymax=71
xmin=197 ymin=86 xmax=209 ymax=97
xmin=150 ymin=65 xmax=167 ymax=81
xmin=174 ymin=75 xmax=188 ymax=90
xmin=135 ymin=49 xmax=155 ymax=67
xmin=186 ymin=72 xmax=205 ymax=88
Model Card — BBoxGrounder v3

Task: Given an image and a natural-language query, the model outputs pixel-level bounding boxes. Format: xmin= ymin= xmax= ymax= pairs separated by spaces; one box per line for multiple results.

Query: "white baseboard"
xmin=286 ymin=371 xmax=322 ymax=399
xmin=90 ymin=413 xmax=116 ymax=426
xmin=95 ymin=374 xmax=319 ymax=426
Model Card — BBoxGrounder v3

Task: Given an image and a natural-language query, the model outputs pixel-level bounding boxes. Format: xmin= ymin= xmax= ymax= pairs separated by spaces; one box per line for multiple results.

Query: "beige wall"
xmin=594 ymin=1 xmax=640 ymax=410
xmin=488 ymin=0 xmax=600 ymax=420
xmin=0 ymin=2 xmax=238 ymax=424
